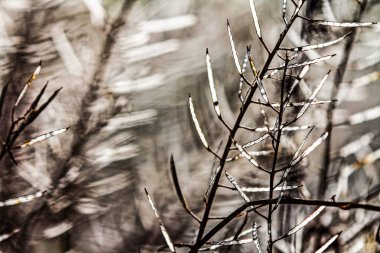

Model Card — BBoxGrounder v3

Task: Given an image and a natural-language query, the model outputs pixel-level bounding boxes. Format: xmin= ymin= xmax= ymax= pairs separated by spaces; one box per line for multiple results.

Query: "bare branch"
xmin=193 ymin=197 xmax=380 ymax=250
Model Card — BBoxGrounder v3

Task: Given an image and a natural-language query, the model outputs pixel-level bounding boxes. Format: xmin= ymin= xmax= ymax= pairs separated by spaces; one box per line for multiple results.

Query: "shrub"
xmin=145 ymin=1 xmax=380 ymax=252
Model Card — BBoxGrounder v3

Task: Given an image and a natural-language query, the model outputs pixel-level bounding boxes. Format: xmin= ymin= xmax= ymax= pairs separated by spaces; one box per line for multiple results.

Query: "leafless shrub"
xmin=0 ymin=1 xmax=379 ymax=252
xmin=146 ymin=1 xmax=380 ymax=252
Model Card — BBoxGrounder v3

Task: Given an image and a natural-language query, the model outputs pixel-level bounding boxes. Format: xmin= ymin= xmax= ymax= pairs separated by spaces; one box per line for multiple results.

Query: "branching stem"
xmin=190 ymin=2 xmax=305 ymax=252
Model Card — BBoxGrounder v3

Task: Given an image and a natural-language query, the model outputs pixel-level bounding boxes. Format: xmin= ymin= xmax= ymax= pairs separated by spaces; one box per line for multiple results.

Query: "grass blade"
xmin=315 ymin=232 xmax=341 ymax=253
xmin=14 ymin=61 xmax=42 ymax=109
xmin=239 ymin=53 xmax=249 ymax=101
xmin=282 ymin=0 xmax=288 ymax=24
xmin=170 ymin=154 xmax=201 ymax=222
xmin=200 ymin=238 xmax=254 ymax=251
xmin=242 ymin=133 xmax=270 ymax=149
xmin=291 ymin=132 xmax=328 ymax=166
xmin=281 ymin=33 xmax=351 ymax=52
xmin=350 ymin=71 xmax=380 ymax=89
xmin=256 ymin=79 xmax=269 ymax=104
xmin=189 ymin=95 xmax=209 ymax=149
xmin=249 ymin=0 xmax=262 ymax=38
xmin=14 ymin=127 xmax=69 ymax=149
xmin=0 ymin=228 xmax=21 ymax=242
xmin=25 ymin=87 xmax=62 ymax=128
xmin=234 ymin=141 xmax=259 ymax=167
xmin=348 ymin=105 xmax=380 ymax=125
xmin=144 ymin=188 xmax=176 ymax=252
xmin=271 ymin=55 xmax=335 ymax=70
xmin=252 ymin=222 xmax=262 ymax=253
xmin=0 ymin=190 xmax=46 ymax=207
xmin=226 ymin=150 xmax=273 ymax=162
xmin=0 ymin=82 xmax=9 ymax=121
xmin=28 ymin=82 xmax=49 ymax=112
xmin=296 ymin=70 xmax=330 ymax=120
xmin=206 ymin=49 xmax=221 ymax=117
xmin=293 ymin=127 xmax=314 ymax=162
xmin=225 ymin=171 xmax=251 ymax=204
xmin=227 ymin=20 xmax=241 ymax=74
xmin=204 ymin=166 xmax=221 ymax=201
xmin=241 ymin=185 xmax=302 ymax=193
xmin=287 ymin=206 xmax=326 ymax=236
xmin=247 ymin=46 xmax=258 ymax=76
xmin=309 ymin=19 xmax=377 ymax=27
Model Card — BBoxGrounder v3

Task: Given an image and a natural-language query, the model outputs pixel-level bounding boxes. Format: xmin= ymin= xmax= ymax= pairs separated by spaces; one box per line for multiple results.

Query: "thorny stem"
xmin=190 ymin=2 xmax=305 ymax=252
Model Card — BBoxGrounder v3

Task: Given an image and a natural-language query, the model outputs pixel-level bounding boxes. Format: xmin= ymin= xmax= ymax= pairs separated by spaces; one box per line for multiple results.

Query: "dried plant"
xmin=0 ymin=1 xmax=379 ymax=252
xmin=0 ymin=0 xmax=240 ymax=252
xmin=0 ymin=1 xmax=166 ymax=252
xmin=0 ymin=62 xmax=66 ymax=246
xmin=145 ymin=1 xmax=380 ymax=252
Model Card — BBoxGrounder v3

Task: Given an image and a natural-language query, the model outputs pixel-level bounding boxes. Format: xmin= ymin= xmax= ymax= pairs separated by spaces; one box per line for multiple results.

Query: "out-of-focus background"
xmin=0 ymin=0 xmax=379 ymax=252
